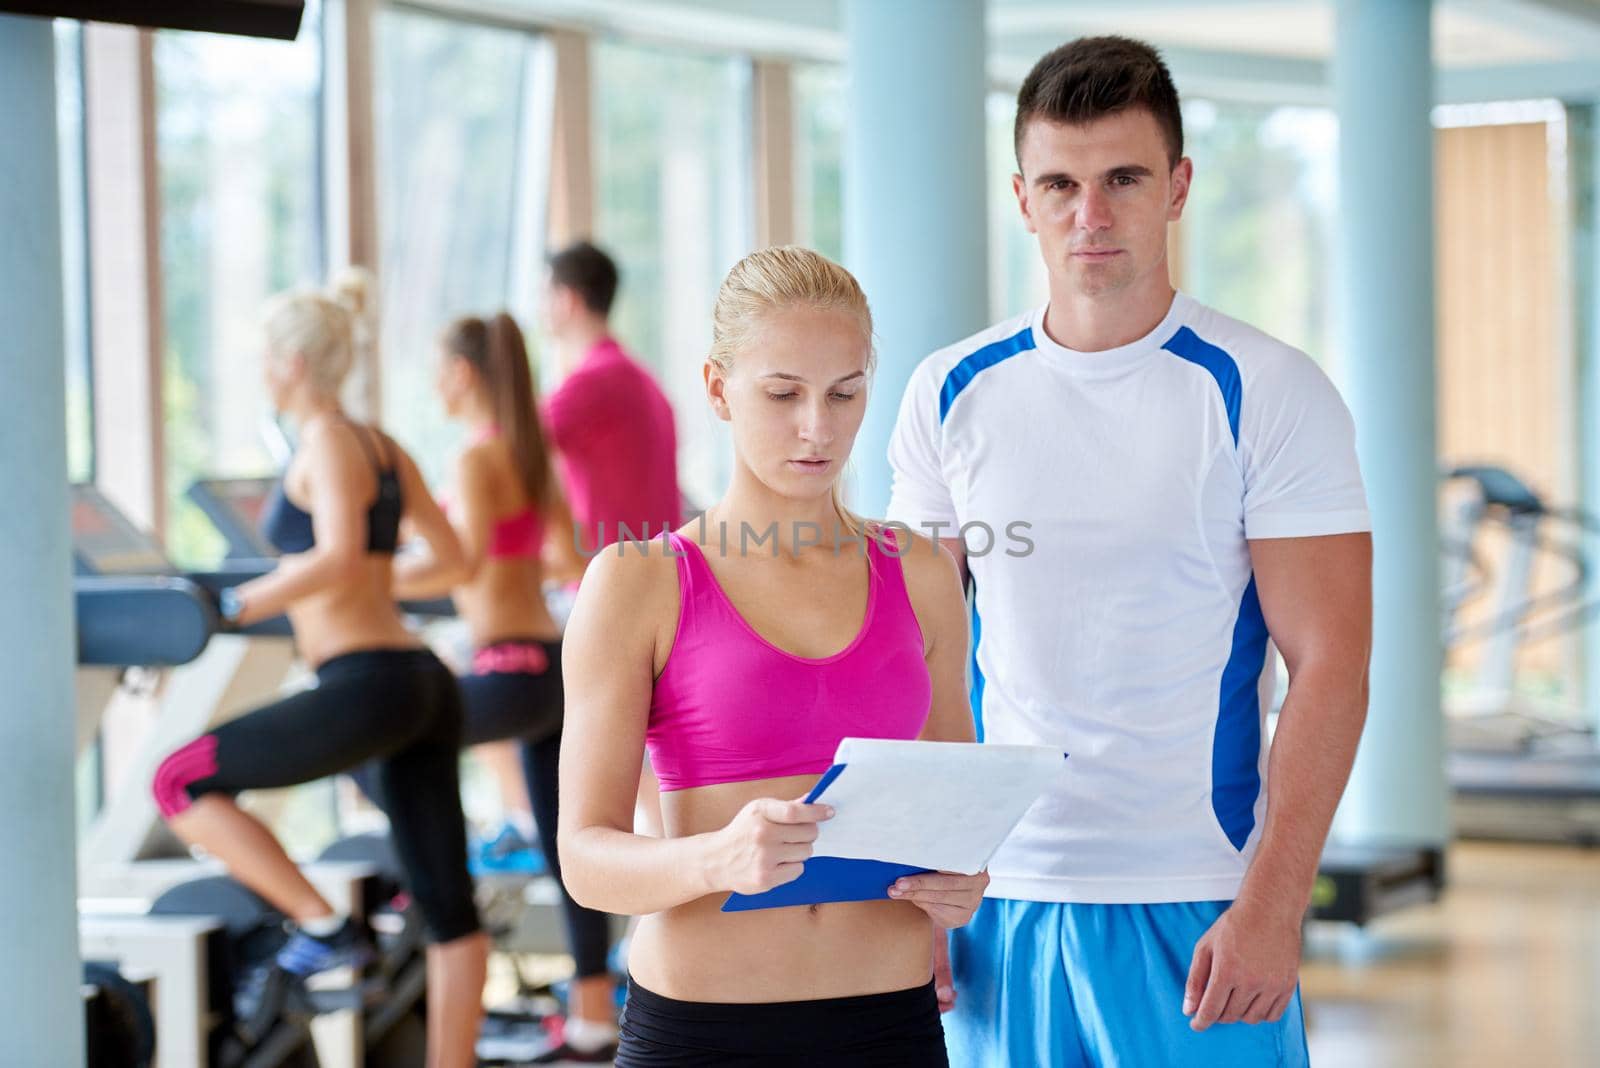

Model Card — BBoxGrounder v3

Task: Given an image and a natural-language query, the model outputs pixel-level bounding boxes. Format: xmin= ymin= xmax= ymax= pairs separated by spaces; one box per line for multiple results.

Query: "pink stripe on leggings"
xmin=152 ymin=735 xmax=219 ymax=818
xmin=472 ymin=642 xmax=550 ymax=676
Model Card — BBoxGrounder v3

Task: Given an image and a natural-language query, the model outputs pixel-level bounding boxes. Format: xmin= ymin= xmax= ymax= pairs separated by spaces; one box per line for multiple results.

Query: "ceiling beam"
xmin=1455 ymin=0 xmax=1600 ymax=55
xmin=1437 ymin=59 xmax=1600 ymax=103
xmin=995 ymin=41 xmax=1600 ymax=108
xmin=989 ymin=0 xmax=1289 ymax=36
xmin=394 ymin=0 xmax=842 ymax=61
xmin=401 ymin=0 xmax=1600 ymax=107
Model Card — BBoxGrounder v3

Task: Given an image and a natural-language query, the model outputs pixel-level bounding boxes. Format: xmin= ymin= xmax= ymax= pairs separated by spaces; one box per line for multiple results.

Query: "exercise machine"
xmin=1440 ymin=465 xmax=1600 ymax=844
xmin=72 ymin=484 xmax=419 ymax=1066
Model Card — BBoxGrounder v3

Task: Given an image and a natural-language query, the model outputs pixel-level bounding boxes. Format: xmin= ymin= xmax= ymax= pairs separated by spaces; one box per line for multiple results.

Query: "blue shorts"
xmin=945 ymin=898 xmax=1310 ymax=1067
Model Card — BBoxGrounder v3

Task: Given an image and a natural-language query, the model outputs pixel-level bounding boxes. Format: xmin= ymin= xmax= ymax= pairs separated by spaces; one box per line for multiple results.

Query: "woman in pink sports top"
xmin=414 ymin=312 xmax=620 ymax=1058
xmin=558 ymin=247 xmax=983 ymax=1066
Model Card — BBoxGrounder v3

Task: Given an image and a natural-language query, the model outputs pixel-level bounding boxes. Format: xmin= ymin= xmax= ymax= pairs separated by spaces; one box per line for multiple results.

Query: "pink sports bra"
xmin=647 ymin=528 xmax=932 ymax=792
xmin=484 ymin=507 xmax=543 ymax=560
xmin=443 ymin=425 xmax=546 ymax=560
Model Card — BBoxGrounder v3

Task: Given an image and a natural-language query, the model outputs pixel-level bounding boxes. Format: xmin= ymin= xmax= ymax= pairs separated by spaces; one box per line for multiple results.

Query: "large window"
xmin=375 ymin=8 xmax=549 ymax=488
xmin=593 ymin=40 xmax=754 ymax=509
xmin=987 ymin=94 xmax=1049 ymax=322
xmin=1178 ymin=100 xmax=1336 ymax=367
xmin=156 ymin=1 xmax=324 ymax=567
xmin=56 ymin=20 xmax=92 ymax=484
xmin=793 ymin=63 xmax=844 ymax=263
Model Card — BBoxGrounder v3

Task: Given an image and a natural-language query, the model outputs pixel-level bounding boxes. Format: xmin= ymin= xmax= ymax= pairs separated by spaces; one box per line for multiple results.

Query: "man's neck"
xmin=1042 ymin=270 xmax=1176 ymax=353
xmin=557 ymin=320 xmax=612 ymax=376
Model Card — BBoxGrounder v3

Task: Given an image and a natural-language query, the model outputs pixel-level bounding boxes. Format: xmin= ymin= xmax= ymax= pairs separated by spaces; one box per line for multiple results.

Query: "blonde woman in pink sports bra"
xmin=558 ymin=246 xmax=986 ymax=1066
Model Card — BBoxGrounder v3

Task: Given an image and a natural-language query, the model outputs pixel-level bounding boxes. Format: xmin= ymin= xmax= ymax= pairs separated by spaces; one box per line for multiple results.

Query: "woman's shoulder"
xmin=453 ymin=436 xmax=524 ymax=499
xmin=870 ymin=521 xmax=963 ymax=614
xmin=568 ymin=531 xmax=684 ymax=658
xmin=295 ymin=415 xmax=384 ymax=477
xmin=867 ymin=521 xmax=943 ymax=567
xmin=455 ymin=432 xmax=510 ymax=475
xmin=580 ymin=529 xmax=684 ymax=597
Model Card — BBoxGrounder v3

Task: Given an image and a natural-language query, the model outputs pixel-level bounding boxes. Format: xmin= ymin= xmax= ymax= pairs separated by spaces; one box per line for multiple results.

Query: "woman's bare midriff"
xmin=453 ymin=557 xmax=560 ymax=646
xmin=285 ymin=556 xmax=422 ymax=669
xmin=626 ymin=773 xmax=935 ymax=1003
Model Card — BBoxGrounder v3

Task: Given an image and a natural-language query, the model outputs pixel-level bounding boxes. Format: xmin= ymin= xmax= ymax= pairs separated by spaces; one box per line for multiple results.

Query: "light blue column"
xmin=1574 ymin=104 xmax=1600 ymax=735
xmin=1331 ymin=0 xmax=1448 ymax=847
xmin=0 ymin=14 xmax=84 ymax=1065
xmin=843 ymin=0 xmax=989 ymax=517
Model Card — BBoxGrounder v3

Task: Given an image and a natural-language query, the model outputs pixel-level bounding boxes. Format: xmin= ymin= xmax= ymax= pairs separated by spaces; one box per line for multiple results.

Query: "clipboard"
xmin=721 ymin=742 xmax=1066 ymax=912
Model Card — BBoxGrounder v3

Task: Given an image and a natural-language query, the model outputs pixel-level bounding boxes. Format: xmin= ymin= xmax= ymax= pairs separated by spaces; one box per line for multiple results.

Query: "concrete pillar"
xmin=843 ymin=0 xmax=990 ymax=516
xmin=1331 ymin=0 xmax=1449 ymax=846
xmin=0 ymin=14 xmax=86 ymax=1065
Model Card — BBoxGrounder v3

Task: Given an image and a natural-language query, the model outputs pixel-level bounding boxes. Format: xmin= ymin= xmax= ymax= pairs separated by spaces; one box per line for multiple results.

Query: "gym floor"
xmin=486 ymin=840 xmax=1600 ymax=1065
xmin=1301 ymin=841 xmax=1600 ymax=1067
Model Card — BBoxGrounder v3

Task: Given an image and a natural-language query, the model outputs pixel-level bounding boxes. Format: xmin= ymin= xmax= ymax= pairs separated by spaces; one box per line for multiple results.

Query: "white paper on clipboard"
xmin=808 ymin=738 xmax=1068 ymax=875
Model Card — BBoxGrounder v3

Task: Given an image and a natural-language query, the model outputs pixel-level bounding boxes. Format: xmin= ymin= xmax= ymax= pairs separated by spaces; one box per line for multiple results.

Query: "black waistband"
xmin=621 ymin=976 xmax=943 ymax=1059
xmin=315 ymin=646 xmax=444 ymax=681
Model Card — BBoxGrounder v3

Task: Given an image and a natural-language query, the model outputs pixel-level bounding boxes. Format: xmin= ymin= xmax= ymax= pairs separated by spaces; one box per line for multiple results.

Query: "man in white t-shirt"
xmin=885 ymin=36 xmax=1371 ymax=1066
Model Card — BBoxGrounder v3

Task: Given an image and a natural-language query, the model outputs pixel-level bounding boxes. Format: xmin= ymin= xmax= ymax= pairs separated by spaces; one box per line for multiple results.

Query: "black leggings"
xmin=152 ymin=648 xmax=480 ymax=944
xmin=459 ymin=639 xmax=612 ymax=979
xmin=617 ymin=978 xmax=949 ymax=1067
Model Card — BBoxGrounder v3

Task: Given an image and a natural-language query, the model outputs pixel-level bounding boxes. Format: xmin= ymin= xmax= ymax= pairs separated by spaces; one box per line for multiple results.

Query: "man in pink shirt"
xmin=540 ymin=241 xmax=681 ymax=555
xmin=524 ymin=242 xmax=679 ymax=1063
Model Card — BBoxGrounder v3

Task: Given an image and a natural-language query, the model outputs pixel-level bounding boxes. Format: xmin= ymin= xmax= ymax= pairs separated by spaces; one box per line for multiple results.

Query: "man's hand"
xmin=1182 ymin=900 xmax=1302 ymax=1031
xmin=888 ymin=870 xmax=989 ymax=929
xmin=932 ymin=927 xmax=956 ymax=1012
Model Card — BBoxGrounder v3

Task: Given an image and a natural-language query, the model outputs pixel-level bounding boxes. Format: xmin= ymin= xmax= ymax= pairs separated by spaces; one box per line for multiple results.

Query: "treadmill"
xmin=1310 ymin=844 xmax=1445 ymax=925
xmin=187 ymin=476 xmax=280 ymax=561
xmin=73 ymin=485 xmax=436 ymax=1067
xmin=73 ymin=482 xmax=302 ymax=880
xmin=1440 ymin=466 xmax=1600 ymax=846
xmin=72 ymin=484 xmax=219 ymax=752
xmin=186 ymin=476 xmax=616 ymax=1053
xmin=70 ymin=484 xmax=328 ymax=1068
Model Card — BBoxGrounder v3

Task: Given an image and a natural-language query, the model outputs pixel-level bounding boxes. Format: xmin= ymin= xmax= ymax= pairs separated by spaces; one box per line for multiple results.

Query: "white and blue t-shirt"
xmin=886 ymin=292 xmax=1369 ymax=903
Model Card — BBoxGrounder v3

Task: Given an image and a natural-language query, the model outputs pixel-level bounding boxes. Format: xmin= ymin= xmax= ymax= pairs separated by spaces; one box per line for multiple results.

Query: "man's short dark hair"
xmin=548 ymin=240 xmax=620 ymax=317
xmin=1014 ymin=36 xmax=1183 ymax=171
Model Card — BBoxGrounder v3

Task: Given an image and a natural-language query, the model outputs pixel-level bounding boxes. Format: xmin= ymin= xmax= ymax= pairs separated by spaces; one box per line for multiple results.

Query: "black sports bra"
xmin=259 ymin=421 xmax=402 ymax=555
